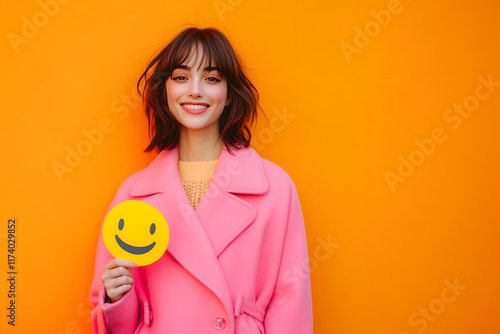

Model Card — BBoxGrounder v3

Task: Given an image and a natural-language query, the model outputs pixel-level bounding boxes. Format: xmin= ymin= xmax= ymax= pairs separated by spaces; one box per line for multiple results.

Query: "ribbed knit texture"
xmin=177 ymin=159 xmax=218 ymax=209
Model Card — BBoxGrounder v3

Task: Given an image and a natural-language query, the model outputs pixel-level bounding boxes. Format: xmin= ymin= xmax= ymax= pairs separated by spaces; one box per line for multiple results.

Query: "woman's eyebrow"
xmin=175 ymin=65 xmax=220 ymax=72
xmin=205 ymin=66 xmax=220 ymax=72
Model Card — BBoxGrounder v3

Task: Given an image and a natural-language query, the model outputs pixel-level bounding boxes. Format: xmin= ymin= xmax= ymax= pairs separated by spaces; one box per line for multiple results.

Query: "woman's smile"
xmin=180 ymin=102 xmax=211 ymax=115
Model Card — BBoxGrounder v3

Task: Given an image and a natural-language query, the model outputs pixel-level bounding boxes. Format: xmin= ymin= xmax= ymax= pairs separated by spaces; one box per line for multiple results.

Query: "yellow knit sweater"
xmin=177 ymin=159 xmax=218 ymax=209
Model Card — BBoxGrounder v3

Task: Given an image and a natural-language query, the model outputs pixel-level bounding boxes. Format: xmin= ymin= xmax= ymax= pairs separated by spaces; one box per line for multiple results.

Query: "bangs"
xmin=164 ymin=31 xmax=230 ymax=79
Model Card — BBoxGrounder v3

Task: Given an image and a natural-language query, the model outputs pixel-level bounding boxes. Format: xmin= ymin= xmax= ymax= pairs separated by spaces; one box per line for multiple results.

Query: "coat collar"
xmin=127 ymin=145 xmax=268 ymax=326
xmin=130 ymin=145 xmax=268 ymax=197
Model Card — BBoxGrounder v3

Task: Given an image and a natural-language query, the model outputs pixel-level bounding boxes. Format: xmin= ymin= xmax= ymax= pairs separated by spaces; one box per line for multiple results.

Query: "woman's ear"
xmin=225 ymin=94 xmax=231 ymax=106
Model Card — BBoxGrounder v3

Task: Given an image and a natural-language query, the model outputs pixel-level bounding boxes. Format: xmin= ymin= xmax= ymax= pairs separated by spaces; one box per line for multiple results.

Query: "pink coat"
xmin=89 ymin=145 xmax=313 ymax=333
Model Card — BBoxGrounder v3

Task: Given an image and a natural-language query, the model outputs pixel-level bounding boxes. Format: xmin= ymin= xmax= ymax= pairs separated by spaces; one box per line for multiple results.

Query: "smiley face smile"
xmin=114 ymin=234 xmax=156 ymax=255
xmin=114 ymin=218 xmax=157 ymax=255
xmin=102 ymin=200 xmax=170 ymax=266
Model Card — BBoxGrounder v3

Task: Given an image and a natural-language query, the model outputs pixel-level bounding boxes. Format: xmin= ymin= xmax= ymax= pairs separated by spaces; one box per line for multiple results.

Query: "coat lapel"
xmin=128 ymin=145 xmax=268 ymax=316
xmin=195 ymin=145 xmax=268 ymax=256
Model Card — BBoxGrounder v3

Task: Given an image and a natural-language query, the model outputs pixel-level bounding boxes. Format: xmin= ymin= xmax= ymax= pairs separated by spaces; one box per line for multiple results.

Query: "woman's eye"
xmin=173 ymin=75 xmax=187 ymax=81
xmin=206 ymin=77 xmax=221 ymax=82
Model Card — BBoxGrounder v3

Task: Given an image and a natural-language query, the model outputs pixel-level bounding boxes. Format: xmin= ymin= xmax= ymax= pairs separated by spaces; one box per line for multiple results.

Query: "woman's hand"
xmin=101 ymin=258 xmax=138 ymax=303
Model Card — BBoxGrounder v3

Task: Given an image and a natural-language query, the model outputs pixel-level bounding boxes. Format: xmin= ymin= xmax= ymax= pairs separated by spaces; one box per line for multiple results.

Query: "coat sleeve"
xmin=89 ymin=226 xmax=139 ymax=334
xmin=89 ymin=175 xmax=142 ymax=334
xmin=264 ymin=180 xmax=313 ymax=333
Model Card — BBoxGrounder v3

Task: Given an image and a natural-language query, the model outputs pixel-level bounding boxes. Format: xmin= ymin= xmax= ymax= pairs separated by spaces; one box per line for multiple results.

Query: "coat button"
xmin=214 ymin=317 xmax=227 ymax=330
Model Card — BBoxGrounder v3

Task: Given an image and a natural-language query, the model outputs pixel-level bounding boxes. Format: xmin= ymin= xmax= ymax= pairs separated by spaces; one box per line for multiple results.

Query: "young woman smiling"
xmin=89 ymin=27 xmax=313 ymax=334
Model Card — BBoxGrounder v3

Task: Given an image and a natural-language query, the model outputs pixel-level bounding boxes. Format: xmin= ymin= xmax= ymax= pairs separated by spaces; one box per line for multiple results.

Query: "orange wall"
xmin=1 ymin=0 xmax=499 ymax=333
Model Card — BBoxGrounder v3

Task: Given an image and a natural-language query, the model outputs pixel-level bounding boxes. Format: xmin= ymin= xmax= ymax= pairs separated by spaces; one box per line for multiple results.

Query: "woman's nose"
xmin=187 ymin=78 xmax=203 ymax=97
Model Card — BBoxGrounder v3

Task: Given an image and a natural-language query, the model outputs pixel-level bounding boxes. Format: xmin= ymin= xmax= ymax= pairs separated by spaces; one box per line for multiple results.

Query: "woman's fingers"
xmin=101 ymin=258 xmax=138 ymax=280
xmin=103 ymin=273 xmax=134 ymax=290
xmin=103 ymin=258 xmax=138 ymax=271
xmin=105 ymin=278 xmax=134 ymax=302
xmin=101 ymin=258 xmax=138 ymax=303
xmin=101 ymin=265 xmax=133 ymax=281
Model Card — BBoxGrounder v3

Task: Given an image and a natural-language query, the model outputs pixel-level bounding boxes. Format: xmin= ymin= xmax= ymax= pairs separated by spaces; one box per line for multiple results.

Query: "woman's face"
xmin=165 ymin=46 xmax=230 ymax=136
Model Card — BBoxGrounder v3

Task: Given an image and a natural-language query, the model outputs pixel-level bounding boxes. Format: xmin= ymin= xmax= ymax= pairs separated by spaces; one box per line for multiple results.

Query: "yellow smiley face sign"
xmin=103 ymin=200 xmax=169 ymax=266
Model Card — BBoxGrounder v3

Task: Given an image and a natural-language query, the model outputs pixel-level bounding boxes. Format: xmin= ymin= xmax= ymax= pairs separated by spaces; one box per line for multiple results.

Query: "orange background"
xmin=1 ymin=0 xmax=499 ymax=333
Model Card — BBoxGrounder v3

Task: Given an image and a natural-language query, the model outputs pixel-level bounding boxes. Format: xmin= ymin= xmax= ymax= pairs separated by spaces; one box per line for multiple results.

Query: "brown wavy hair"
xmin=136 ymin=26 xmax=262 ymax=153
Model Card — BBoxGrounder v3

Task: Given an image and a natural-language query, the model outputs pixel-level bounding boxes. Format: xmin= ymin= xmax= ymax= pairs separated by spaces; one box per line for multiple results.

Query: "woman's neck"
xmin=178 ymin=127 xmax=223 ymax=162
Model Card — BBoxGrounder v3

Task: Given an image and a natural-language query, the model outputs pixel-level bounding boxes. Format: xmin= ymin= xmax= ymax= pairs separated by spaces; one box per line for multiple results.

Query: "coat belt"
xmin=139 ymin=294 xmax=266 ymax=327
xmin=234 ymin=293 xmax=266 ymax=323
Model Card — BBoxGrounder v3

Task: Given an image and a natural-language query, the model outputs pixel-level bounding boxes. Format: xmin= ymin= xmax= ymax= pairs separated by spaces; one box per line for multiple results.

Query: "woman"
xmin=89 ymin=26 xmax=313 ymax=333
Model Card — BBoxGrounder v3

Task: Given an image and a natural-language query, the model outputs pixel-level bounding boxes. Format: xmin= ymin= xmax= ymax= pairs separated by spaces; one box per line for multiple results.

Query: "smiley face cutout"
xmin=103 ymin=200 xmax=170 ymax=266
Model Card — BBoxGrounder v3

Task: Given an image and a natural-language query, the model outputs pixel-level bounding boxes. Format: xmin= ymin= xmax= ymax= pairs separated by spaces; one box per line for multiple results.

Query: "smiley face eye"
xmin=118 ymin=219 xmax=124 ymax=230
xmin=150 ymin=223 xmax=156 ymax=235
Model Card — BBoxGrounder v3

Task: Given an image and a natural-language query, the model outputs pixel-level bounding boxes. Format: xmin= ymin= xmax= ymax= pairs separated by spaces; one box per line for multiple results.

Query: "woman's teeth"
xmin=183 ymin=104 xmax=207 ymax=109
